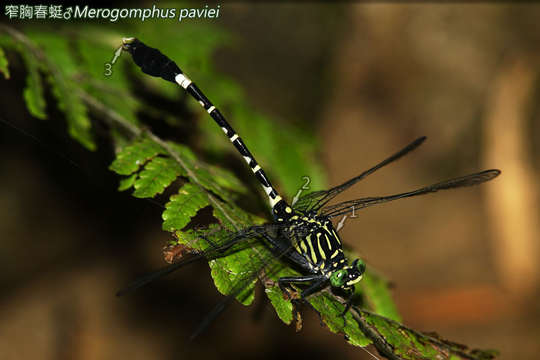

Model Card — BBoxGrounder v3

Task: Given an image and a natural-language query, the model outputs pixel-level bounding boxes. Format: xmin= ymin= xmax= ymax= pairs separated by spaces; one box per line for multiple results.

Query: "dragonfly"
xmin=119 ymin=37 xmax=501 ymax=338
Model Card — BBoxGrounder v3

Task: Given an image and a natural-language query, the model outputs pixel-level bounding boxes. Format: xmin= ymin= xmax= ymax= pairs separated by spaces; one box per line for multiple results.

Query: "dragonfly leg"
xmin=340 ymin=288 xmax=355 ymax=316
xmin=337 ymin=288 xmax=355 ymax=329
xmin=278 ymin=275 xmax=321 ymax=300
xmin=299 ymin=278 xmax=329 ymax=298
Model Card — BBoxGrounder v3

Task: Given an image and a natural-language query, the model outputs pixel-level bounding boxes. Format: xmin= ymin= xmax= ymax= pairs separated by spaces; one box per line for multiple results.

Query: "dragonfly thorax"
xmin=283 ymin=213 xmax=349 ymax=275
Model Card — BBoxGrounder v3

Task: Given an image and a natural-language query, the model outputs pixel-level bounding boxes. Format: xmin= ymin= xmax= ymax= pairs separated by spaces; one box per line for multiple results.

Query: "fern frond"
xmin=162 ymin=183 xmax=209 ymax=232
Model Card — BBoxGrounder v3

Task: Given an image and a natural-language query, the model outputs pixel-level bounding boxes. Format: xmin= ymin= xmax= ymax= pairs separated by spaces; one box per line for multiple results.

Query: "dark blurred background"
xmin=1 ymin=3 xmax=539 ymax=360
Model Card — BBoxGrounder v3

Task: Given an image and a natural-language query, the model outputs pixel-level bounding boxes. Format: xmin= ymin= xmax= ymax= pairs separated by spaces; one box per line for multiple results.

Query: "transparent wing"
xmin=293 ymin=137 xmax=426 ymax=213
xmin=118 ymin=221 xmax=304 ymax=338
xmin=321 ymin=169 xmax=501 ymax=218
xmin=189 ymin=221 xmax=322 ymax=339
xmin=116 ymin=224 xmax=283 ymax=296
xmin=189 ymin=242 xmax=291 ymax=340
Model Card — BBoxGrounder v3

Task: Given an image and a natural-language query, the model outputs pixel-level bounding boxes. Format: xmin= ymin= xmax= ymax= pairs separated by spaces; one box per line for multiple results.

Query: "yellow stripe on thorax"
xmin=305 ymin=234 xmax=318 ymax=264
xmin=317 ymin=233 xmax=326 ymax=260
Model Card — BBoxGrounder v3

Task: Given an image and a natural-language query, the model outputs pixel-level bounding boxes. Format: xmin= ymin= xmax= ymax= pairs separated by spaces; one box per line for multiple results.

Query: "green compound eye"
xmin=330 ymin=269 xmax=348 ymax=288
xmin=356 ymin=259 xmax=366 ymax=274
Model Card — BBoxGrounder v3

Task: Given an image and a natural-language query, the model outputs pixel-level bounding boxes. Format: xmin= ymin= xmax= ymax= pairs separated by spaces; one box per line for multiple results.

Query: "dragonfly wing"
xmin=116 ymin=224 xmax=283 ymax=296
xmin=190 ymin=230 xmax=298 ymax=339
xmin=294 ymin=137 xmax=426 ymax=213
xmin=321 ymin=169 xmax=501 ymax=218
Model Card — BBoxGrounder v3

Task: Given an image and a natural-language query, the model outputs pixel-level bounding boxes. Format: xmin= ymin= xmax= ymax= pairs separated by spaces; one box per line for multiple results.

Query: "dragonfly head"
xmin=329 ymin=258 xmax=366 ymax=289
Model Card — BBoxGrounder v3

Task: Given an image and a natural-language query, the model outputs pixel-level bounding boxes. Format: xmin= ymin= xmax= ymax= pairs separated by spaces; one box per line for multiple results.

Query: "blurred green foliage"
xmin=0 ymin=45 xmax=9 ymax=79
